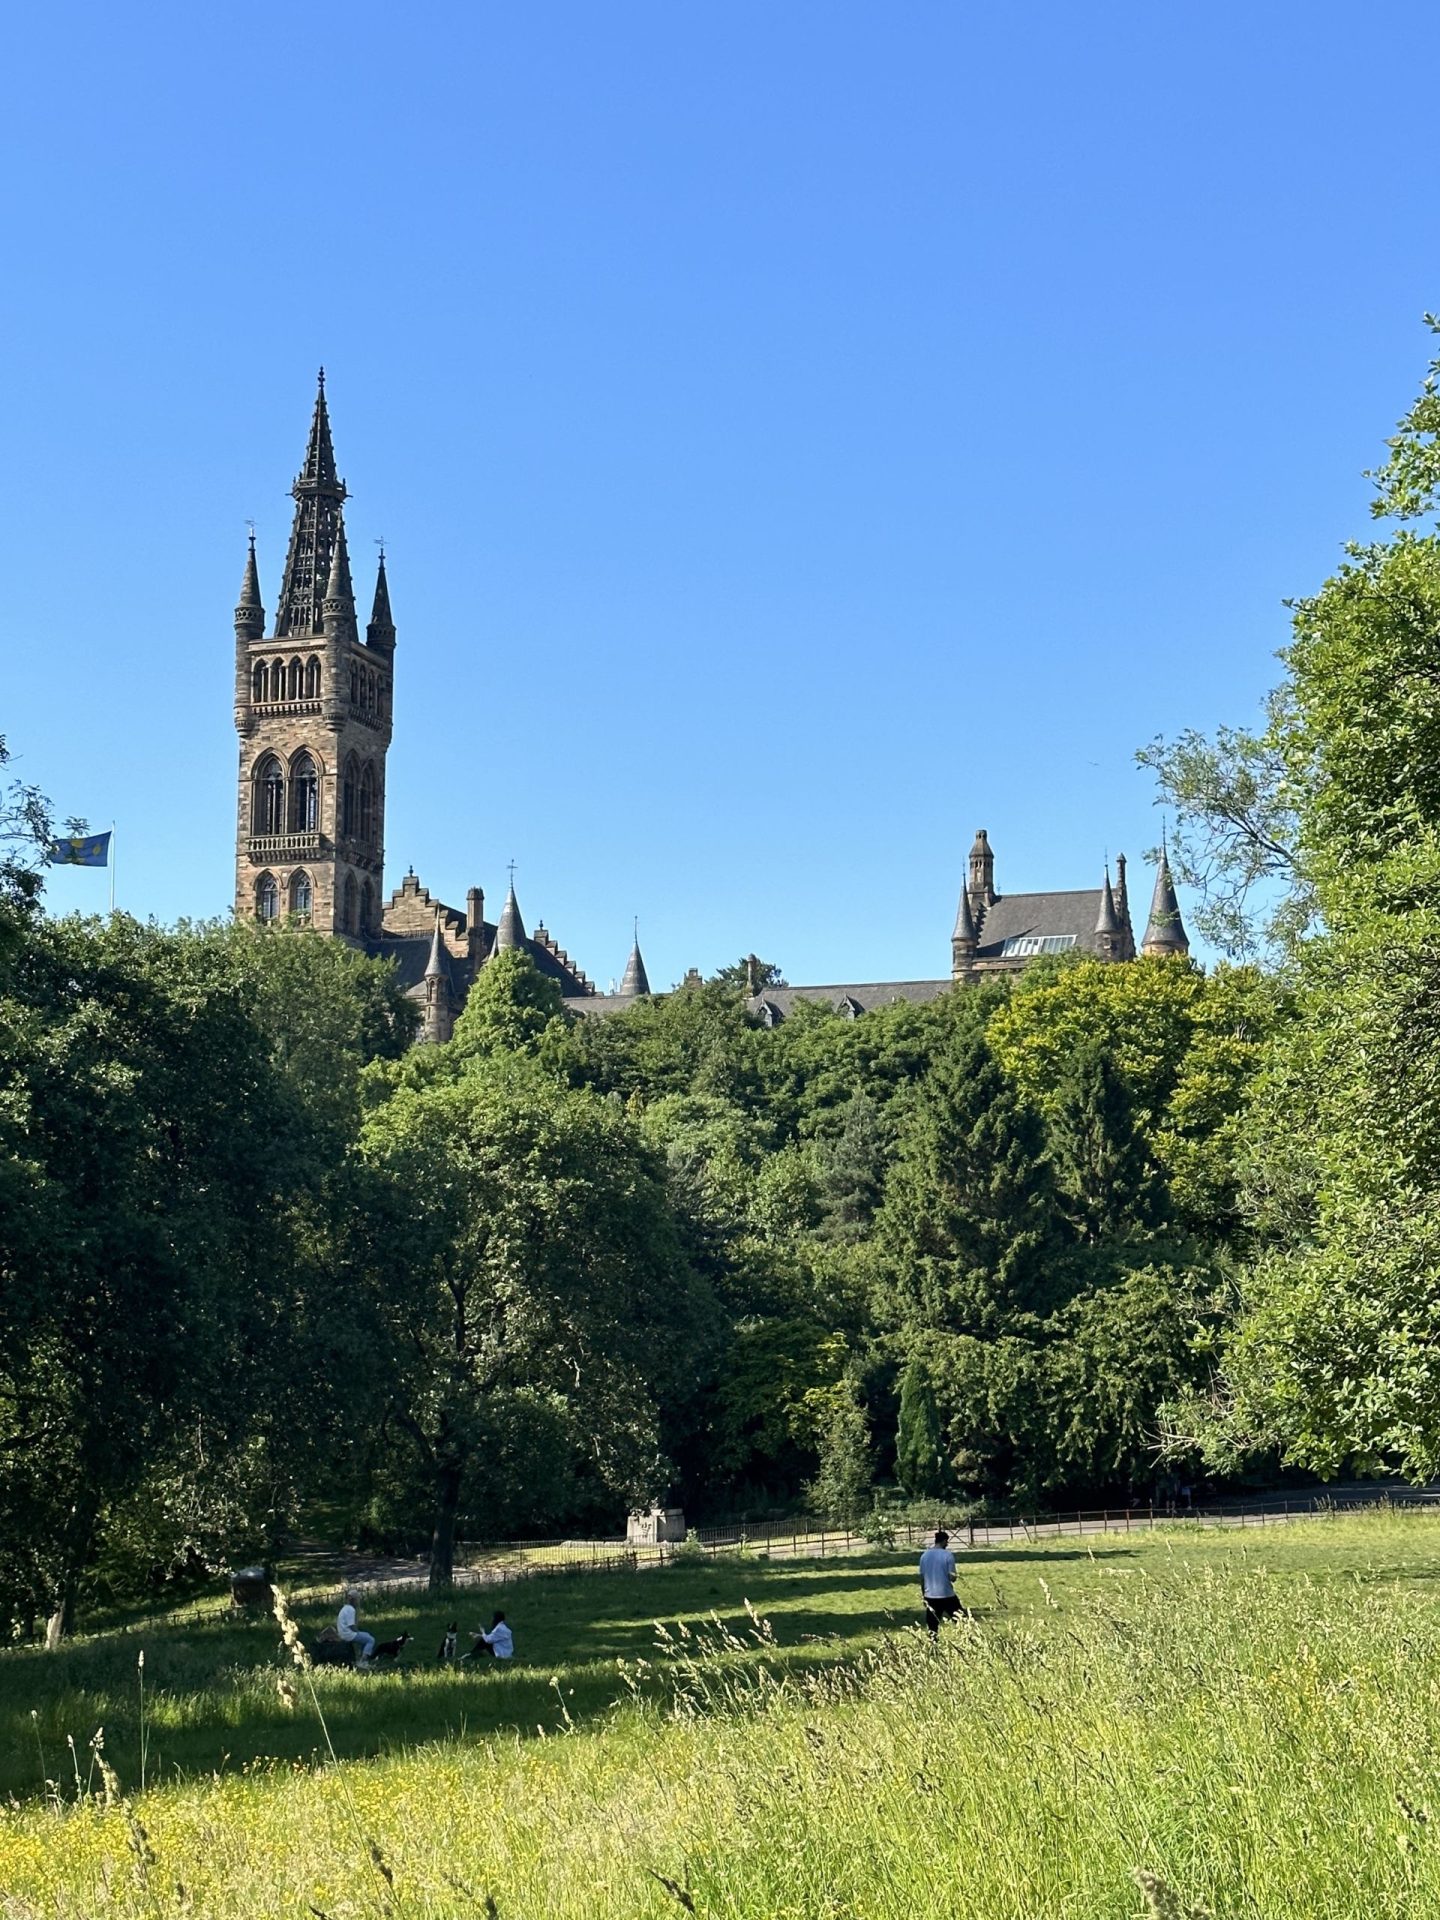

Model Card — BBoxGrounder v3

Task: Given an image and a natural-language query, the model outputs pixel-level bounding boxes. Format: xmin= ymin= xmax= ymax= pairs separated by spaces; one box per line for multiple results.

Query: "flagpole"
xmin=110 ymin=822 xmax=116 ymax=917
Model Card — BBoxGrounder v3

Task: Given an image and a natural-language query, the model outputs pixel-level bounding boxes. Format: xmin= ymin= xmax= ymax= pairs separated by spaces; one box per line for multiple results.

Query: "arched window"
xmin=305 ymin=656 xmax=320 ymax=698
xmin=288 ymin=657 xmax=303 ymax=700
xmin=358 ymin=762 xmax=376 ymax=844
xmin=289 ymin=870 xmax=312 ymax=920
xmin=271 ymin=655 xmax=284 ymax=697
xmin=342 ymin=755 xmax=358 ymax=839
xmin=291 ymin=752 xmax=319 ymax=833
xmin=360 ymin=879 xmax=375 ymax=935
xmin=343 ymin=872 xmax=358 ymax=933
xmin=252 ymin=660 xmax=268 ymax=703
xmin=254 ymin=757 xmax=285 ymax=835
xmin=368 ymin=671 xmax=378 ymax=716
xmin=256 ymin=873 xmax=279 ymax=923
xmin=350 ymin=663 xmax=360 ymax=705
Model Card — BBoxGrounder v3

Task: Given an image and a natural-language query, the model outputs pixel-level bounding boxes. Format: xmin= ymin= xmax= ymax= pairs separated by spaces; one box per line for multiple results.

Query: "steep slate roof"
xmin=740 ymin=980 xmax=955 ymax=1022
xmin=372 ymin=931 xmax=465 ymax=996
xmin=971 ymin=888 xmax=1113 ymax=960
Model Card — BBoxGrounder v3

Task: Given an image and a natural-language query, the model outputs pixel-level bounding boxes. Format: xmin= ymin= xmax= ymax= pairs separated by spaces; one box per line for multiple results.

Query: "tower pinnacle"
xmin=234 ymin=532 xmax=264 ymax=635
xmin=275 ymin=371 xmax=348 ymax=637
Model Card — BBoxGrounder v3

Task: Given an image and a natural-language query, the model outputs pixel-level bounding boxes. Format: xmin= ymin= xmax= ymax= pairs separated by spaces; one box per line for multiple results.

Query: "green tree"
xmin=361 ymin=1070 xmax=710 ymax=1585
xmin=895 ymin=1354 xmax=947 ymax=1499
xmin=804 ymin=1375 xmax=873 ymax=1523
xmin=1048 ymin=1040 xmax=1167 ymax=1244
xmin=876 ymin=1032 xmax=1060 ymax=1338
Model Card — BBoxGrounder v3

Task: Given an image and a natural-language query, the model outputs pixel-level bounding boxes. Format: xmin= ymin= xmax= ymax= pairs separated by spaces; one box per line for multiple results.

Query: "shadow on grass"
xmin=0 ymin=1554 xmax=934 ymax=1805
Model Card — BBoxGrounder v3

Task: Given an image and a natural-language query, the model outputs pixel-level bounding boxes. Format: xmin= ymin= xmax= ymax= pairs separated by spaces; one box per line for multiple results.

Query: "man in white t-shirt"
xmin=918 ymin=1530 xmax=961 ymax=1637
xmin=336 ymin=1590 xmax=376 ymax=1667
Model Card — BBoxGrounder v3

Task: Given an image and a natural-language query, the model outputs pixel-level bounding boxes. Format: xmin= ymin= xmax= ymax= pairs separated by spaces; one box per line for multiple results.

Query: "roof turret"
xmin=620 ymin=925 xmax=651 ymax=996
xmin=952 ymin=883 xmax=978 ymax=946
xmin=1095 ymin=864 xmax=1122 ymax=936
xmin=1142 ymin=845 xmax=1190 ymax=956
xmin=235 ymin=533 xmax=264 ymax=633
xmin=424 ymin=911 xmax=447 ymax=980
xmin=368 ymin=548 xmax=396 ymax=650
xmin=494 ymin=881 xmax=526 ymax=952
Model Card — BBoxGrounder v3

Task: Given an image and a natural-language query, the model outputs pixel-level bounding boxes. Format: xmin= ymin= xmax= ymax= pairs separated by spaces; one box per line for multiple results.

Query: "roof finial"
xmin=317 ymin=365 xmax=325 ymax=389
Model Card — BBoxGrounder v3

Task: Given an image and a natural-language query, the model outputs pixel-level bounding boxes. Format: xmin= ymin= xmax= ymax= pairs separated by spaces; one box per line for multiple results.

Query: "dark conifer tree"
xmin=1048 ymin=1040 xmax=1168 ymax=1244
xmin=877 ymin=1031 xmax=1061 ymax=1336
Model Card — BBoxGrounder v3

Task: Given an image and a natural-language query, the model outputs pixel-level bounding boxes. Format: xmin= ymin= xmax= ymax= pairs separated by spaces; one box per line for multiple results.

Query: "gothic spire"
xmin=275 ymin=370 xmax=348 ymax=638
xmin=1141 ymin=844 xmax=1190 ymax=956
xmin=367 ymin=548 xmax=396 ymax=652
xmin=620 ymin=924 xmax=651 ymax=996
xmin=424 ymin=910 xmax=447 ymax=979
xmin=1095 ymin=864 xmax=1122 ymax=936
xmin=300 ymin=367 xmax=339 ymax=488
xmin=493 ymin=879 xmax=526 ymax=952
xmin=323 ymin=512 xmax=358 ymax=643
xmin=952 ymin=882 xmax=978 ymax=947
xmin=234 ymin=532 xmax=264 ymax=635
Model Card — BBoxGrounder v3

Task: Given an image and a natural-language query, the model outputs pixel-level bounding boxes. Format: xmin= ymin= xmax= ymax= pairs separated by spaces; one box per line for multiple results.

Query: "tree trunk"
xmin=43 ymin=1556 xmax=84 ymax=1649
xmin=429 ymin=1460 xmax=464 ymax=1592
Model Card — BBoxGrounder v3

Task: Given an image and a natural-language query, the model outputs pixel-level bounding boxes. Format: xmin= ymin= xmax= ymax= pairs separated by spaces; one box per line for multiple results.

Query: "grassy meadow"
xmin=4 ymin=1512 xmax=1440 ymax=1916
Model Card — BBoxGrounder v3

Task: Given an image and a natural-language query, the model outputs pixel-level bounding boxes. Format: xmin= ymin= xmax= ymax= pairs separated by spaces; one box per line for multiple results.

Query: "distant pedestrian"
xmin=918 ymin=1530 xmax=961 ymax=1637
xmin=336 ymin=1589 xmax=375 ymax=1668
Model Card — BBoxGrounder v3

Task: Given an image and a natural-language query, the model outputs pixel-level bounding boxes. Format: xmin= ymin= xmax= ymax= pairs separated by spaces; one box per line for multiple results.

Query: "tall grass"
xmin=5 ymin=1518 xmax=1440 ymax=1916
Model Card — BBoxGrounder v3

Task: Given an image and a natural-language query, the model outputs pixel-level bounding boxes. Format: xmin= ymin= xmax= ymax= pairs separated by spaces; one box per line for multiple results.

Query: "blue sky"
xmin=6 ymin=3 xmax=1439 ymax=988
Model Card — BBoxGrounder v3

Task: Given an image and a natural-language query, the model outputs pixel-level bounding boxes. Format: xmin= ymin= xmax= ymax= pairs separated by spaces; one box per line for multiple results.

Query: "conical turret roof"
xmin=325 ymin=513 xmax=355 ymax=605
xmin=1142 ymin=847 xmax=1189 ymax=955
xmin=424 ymin=912 xmax=447 ymax=980
xmin=952 ymin=883 xmax=978 ymax=945
xmin=369 ymin=550 xmax=394 ymax=629
xmin=494 ymin=882 xmax=526 ymax=951
xmin=1095 ymin=865 xmax=1122 ymax=936
xmin=235 ymin=534 xmax=264 ymax=626
xmin=620 ymin=928 xmax=650 ymax=996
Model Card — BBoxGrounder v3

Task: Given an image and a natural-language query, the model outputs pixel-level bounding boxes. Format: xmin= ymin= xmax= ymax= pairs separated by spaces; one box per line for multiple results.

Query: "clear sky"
xmin=6 ymin=3 xmax=1440 ymax=988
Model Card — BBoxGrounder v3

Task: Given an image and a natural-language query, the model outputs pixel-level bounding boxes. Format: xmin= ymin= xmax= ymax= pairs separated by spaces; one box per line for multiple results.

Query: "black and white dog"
xmin=437 ymin=1623 xmax=458 ymax=1663
xmin=371 ymin=1632 xmax=412 ymax=1664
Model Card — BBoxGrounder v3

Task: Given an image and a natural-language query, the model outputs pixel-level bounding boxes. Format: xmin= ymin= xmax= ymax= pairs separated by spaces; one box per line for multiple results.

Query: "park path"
xmin=295 ymin=1481 xmax=1440 ymax=1603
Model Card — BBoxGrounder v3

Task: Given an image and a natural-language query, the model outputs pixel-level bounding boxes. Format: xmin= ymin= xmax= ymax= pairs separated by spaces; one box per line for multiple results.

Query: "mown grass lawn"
xmin=5 ymin=1511 xmax=1440 ymax=1917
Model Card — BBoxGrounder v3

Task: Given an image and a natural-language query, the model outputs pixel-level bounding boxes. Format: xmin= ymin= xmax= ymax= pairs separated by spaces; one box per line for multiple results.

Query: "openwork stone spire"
xmin=275 ymin=369 xmax=348 ymax=637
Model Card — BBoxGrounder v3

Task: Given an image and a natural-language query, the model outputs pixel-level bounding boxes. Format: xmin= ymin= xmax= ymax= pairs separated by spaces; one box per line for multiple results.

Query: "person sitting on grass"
xmin=918 ymin=1530 xmax=962 ymax=1638
xmin=336 ymin=1589 xmax=376 ymax=1668
xmin=466 ymin=1611 xmax=513 ymax=1660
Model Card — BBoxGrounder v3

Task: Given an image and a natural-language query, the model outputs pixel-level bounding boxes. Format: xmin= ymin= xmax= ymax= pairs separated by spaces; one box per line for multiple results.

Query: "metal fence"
xmin=34 ymin=1483 xmax=1440 ymax=1643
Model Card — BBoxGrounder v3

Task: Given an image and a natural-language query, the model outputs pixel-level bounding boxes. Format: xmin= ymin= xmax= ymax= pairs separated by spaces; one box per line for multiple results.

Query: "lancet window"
xmin=256 ymin=873 xmax=279 ymax=923
xmin=254 ymin=757 xmax=285 ymax=836
xmin=291 ymin=753 xmax=319 ymax=833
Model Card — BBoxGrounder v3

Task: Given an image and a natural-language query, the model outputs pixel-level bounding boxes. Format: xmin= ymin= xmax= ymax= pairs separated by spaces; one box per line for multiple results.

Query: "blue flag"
xmin=49 ymin=831 xmax=111 ymax=868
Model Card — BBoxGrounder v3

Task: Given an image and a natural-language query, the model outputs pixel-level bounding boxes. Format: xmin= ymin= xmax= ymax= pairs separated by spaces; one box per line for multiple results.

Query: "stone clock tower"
xmin=232 ymin=372 xmax=395 ymax=938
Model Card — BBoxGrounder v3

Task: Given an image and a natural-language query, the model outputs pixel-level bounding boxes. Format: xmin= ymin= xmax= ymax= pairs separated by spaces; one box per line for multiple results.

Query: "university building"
xmin=233 ymin=378 xmax=1187 ymax=1039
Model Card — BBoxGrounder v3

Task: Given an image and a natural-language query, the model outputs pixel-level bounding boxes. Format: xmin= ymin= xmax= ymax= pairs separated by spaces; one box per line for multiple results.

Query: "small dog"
xmin=438 ymin=1623 xmax=458 ymax=1663
xmin=371 ymin=1632 xmax=412 ymax=1664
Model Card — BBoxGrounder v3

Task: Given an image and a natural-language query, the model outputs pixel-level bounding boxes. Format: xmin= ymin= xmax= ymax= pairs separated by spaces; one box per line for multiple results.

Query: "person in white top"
xmin=918 ymin=1530 xmax=961 ymax=1637
xmin=336 ymin=1590 xmax=376 ymax=1666
xmin=468 ymin=1611 xmax=514 ymax=1660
